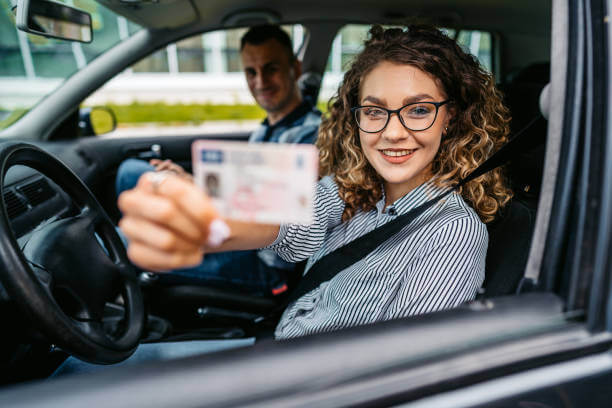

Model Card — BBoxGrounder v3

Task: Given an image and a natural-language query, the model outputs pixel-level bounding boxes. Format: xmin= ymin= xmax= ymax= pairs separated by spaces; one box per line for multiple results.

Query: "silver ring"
xmin=149 ymin=171 xmax=171 ymax=194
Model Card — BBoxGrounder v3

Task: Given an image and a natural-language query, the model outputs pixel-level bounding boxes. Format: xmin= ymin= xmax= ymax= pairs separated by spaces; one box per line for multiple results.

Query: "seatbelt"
xmin=283 ymin=114 xmax=544 ymax=308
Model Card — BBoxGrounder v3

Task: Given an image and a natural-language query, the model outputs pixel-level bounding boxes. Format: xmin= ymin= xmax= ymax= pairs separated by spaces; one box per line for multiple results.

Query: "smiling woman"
xmin=118 ymin=25 xmax=512 ymax=340
xmin=319 ymin=25 xmax=512 ymax=223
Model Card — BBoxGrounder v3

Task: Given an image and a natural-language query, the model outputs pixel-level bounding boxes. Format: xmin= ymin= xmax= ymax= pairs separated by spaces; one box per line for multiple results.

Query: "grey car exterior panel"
xmin=1 ymin=294 xmax=603 ymax=408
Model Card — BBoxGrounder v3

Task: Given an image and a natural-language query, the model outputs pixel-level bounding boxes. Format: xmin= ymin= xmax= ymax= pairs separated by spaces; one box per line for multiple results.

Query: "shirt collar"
xmin=376 ymin=179 xmax=450 ymax=215
xmin=262 ymin=99 xmax=313 ymax=129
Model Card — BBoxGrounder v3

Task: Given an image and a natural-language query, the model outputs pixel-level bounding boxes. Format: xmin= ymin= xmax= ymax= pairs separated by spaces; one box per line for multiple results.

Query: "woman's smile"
xmin=379 ymin=148 xmax=418 ymax=164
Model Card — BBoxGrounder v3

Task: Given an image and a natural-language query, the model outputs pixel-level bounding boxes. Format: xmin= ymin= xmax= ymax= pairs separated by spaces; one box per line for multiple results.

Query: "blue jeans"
xmin=115 ymin=159 xmax=288 ymax=297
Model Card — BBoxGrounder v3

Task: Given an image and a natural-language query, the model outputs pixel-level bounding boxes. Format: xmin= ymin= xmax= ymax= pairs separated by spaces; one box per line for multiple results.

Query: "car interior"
xmin=0 ymin=0 xmax=573 ymax=398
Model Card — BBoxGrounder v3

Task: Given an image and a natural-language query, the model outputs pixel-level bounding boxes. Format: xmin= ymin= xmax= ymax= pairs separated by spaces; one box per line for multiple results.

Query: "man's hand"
xmin=149 ymin=159 xmax=194 ymax=183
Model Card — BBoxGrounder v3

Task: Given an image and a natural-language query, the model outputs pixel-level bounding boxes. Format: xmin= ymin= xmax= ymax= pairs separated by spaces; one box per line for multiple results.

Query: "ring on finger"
xmin=150 ymin=171 xmax=172 ymax=194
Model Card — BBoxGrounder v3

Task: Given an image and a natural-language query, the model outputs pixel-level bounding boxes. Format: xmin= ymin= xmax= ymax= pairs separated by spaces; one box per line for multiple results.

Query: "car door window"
xmin=84 ymin=25 xmax=307 ymax=137
xmin=320 ymin=24 xmax=493 ymax=105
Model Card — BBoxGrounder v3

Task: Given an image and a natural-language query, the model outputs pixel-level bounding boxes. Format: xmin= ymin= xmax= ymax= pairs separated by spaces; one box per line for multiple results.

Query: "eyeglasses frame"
xmin=351 ymin=100 xmax=451 ymax=133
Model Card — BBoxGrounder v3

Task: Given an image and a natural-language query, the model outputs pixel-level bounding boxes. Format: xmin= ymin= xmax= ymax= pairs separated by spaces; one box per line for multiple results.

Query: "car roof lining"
xmin=96 ymin=0 xmax=551 ymax=34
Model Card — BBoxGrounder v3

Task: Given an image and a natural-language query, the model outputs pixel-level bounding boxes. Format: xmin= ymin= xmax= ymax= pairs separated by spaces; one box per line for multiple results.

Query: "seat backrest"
xmin=298 ymin=71 xmax=322 ymax=105
xmin=484 ymin=198 xmax=537 ymax=297
xmin=483 ymin=62 xmax=549 ymax=297
xmin=499 ymin=62 xmax=550 ymax=203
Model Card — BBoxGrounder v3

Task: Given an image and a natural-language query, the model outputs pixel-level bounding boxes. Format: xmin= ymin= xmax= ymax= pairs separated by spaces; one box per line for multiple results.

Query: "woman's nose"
xmin=382 ymin=113 xmax=410 ymax=142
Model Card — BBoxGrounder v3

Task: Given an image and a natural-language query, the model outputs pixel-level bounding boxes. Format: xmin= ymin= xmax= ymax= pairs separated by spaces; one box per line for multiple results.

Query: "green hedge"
xmin=106 ymin=101 xmax=329 ymax=125
xmin=0 ymin=109 xmax=27 ymax=130
xmin=0 ymin=102 xmax=330 ymax=131
xmin=106 ymin=102 xmax=267 ymax=124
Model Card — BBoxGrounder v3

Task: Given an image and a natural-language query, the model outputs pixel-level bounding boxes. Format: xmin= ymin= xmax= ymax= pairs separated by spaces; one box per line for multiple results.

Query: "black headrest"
xmin=502 ymin=62 xmax=550 ymax=202
xmin=512 ymin=62 xmax=550 ymax=85
xmin=298 ymin=71 xmax=322 ymax=104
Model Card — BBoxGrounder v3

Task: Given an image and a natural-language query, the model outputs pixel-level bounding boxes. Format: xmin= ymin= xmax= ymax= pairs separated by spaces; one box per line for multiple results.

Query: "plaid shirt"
xmin=248 ymin=100 xmax=321 ymax=144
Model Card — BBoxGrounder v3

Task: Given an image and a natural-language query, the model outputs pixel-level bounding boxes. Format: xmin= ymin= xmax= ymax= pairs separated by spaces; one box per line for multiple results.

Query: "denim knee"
xmin=116 ymin=158 xmax=155 ymax=196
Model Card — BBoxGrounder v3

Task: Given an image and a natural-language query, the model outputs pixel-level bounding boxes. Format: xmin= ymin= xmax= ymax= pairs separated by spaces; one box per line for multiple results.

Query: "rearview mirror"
xmin=15 ymin=0 xmax=93 ymax=43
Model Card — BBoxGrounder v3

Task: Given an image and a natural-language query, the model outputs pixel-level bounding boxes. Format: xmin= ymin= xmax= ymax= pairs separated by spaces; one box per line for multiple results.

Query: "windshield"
xmin=0 ymin=0 xmax=141 ymax=130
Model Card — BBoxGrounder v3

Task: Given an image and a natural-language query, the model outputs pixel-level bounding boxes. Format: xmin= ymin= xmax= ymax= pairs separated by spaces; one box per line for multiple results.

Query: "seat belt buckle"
xmin=271 ymin=283 xmax=289 ymax=296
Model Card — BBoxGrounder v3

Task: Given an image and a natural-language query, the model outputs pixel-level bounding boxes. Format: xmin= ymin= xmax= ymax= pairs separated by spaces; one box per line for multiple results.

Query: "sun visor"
xmin=96 ymin=0 xmax=198 ymax=29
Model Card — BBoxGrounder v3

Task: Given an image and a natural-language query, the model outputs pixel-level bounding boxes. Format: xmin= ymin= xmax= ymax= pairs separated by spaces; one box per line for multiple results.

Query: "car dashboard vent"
xmin=17 ymin=178 xmax=57 ymax=207
xmin=3 ymin=190 xmax=27 ymax=218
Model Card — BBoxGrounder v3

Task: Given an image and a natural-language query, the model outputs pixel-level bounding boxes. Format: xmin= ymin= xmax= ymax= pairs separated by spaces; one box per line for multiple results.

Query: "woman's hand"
xmin=117 ymin=172 xmax=226 ymax=272
xmin=118 ymin=171 xmax=282 ymax=272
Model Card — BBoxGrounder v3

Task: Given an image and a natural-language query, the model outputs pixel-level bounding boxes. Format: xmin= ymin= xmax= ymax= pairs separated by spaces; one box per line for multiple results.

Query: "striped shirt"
xmin=250 ymin=100 xmax=321 ymax=272
xmin=268 ymin=175 xmax=488 ymax=340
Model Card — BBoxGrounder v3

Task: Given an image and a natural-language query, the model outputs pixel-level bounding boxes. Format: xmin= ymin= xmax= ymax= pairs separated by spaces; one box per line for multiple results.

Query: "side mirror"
xmin=79 ymin=106 xmax=117 ymax=136
xmin=15 ymin=0 xmax=93 ymax=43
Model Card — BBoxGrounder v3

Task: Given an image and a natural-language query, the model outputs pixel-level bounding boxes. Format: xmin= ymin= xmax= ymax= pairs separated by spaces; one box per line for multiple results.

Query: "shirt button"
xmin=388 ymin=208 xmax=397 ymax=216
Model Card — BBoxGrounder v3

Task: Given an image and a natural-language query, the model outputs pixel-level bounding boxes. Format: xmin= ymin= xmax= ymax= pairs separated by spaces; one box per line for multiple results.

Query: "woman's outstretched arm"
xmin=117 ymin=172 xmax=279 ymax=272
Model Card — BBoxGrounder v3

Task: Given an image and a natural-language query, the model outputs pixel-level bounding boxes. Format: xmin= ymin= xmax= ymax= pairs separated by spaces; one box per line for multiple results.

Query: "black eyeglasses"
xmin=351 ymin=100 xmax=450 ymax=133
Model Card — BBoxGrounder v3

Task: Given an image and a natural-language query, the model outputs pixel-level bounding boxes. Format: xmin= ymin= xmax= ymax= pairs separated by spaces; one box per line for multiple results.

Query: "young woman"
xmin=118 ymin=25 xmax=512 ymax=340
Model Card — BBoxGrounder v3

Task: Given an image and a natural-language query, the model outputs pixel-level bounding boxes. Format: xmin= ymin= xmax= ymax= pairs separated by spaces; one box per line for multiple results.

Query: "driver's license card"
xmin=192 ymin=140 xmax=318 ymax=225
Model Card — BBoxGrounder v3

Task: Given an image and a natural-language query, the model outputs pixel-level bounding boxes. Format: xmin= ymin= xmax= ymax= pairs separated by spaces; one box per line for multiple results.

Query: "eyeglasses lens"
xmin=355 ymin=103 xmax=438 ymax=132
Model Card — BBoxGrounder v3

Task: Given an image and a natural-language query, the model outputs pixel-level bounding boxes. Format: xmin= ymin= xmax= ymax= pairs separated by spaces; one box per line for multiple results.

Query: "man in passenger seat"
xmin=115 ymin=25 xmax=321 ymax=297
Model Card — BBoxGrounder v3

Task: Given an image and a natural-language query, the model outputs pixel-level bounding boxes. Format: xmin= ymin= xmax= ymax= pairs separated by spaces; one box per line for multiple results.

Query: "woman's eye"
xmin=406 ymin=104 xmax=433 ymax=117
xmin=364 ymin=108 xmax=386 ymax=119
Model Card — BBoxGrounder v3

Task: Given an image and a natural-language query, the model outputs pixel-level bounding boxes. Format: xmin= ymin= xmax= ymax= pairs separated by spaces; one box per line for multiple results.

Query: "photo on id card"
xmin=192 ymin=140 xmax=318 ymax=225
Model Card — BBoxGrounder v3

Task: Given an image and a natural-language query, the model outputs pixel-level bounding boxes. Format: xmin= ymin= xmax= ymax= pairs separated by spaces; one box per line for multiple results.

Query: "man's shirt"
xmin=248 ymin=100 xmax=321 ymax=144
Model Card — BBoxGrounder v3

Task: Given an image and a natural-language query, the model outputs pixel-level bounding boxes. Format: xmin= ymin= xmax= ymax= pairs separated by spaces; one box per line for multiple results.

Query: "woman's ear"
xmin=446 ymin=105 xmax=456 ymax=123
xmin=443 ymin=107 xmax=455 ymax=136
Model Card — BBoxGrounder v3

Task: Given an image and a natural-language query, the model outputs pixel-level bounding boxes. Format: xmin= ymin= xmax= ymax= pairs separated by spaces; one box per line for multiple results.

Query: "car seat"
xmin=482 ymin=62 xmax=550 ymax=297
xmin=298 ymin=71 xmax=323 ymax=105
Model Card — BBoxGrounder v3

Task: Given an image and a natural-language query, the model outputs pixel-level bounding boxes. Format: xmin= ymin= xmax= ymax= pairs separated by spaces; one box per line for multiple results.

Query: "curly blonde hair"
xmin=317 ymin=25 xmax=512 ymax=223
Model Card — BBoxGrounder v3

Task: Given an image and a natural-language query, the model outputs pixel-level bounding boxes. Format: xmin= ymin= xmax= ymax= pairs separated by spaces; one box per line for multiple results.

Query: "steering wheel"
xmin=0 ymin=143 xmax=144 ymax=364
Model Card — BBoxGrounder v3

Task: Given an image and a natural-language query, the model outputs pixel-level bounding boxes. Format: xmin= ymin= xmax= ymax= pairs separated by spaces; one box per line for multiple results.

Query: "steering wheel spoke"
xmin=70 ymin=319 xmax=122 ymax=349
xmin=28 ymin=262 xmax=53 ymax=294
xmin=23 ymin=215 xmax=124 ymax=317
